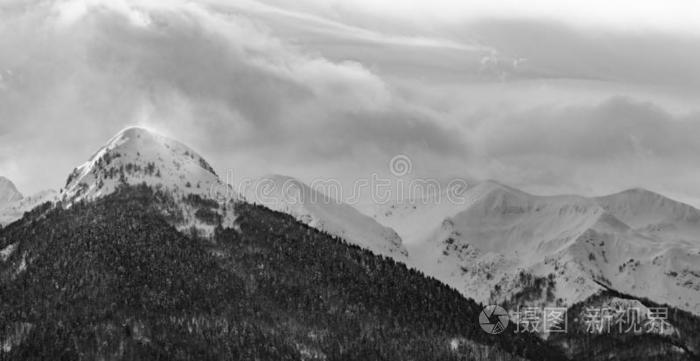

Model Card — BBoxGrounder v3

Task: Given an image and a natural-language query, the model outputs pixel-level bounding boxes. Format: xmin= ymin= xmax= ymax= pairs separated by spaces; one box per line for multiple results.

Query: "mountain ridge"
xmin=243 ymin=174 xmax=409 ymax=260
xmin=60 ymin=126 xmax=238 ymax=235
xmin=0 ymin=189 xmax=58 ymax=227
xmin=371 ymin=180 xmax=700 ymax=316
xmin=0 ymin=176 xmax=23 ymax=207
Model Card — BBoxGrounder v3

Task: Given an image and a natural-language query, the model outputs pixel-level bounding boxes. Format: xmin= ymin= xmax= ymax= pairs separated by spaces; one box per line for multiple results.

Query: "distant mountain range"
xmin=1 ymin=126 xmax=699 ymax=360
xmin=243 ymin=174 xmax=408 ymax=260
xmin=371 ymin=180 xmax=700 ymax=316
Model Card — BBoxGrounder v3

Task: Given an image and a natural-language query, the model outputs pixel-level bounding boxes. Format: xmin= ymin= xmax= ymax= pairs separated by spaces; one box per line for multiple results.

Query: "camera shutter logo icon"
xmin=479 ymin=305 xmax=509 ymax=334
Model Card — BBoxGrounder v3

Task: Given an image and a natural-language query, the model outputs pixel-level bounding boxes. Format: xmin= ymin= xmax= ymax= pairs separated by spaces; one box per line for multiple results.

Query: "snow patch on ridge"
xmin=244 ymin=174 xmax=408 ymax=260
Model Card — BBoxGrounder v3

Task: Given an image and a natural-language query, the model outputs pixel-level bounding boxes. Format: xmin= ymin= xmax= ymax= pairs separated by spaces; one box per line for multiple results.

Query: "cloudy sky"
xmin=2 ymin=0 xmax=700 ymax=205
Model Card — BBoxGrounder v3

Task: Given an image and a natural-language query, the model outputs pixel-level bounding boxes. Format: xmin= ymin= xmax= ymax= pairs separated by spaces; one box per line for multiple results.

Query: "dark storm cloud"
xmin=202 ymin=106 xmax=468 ymax=164
xmin=0 ymin=0 xmax=469 ymax=192
xmin=2 ymin=0 xmax=700 ymax=206
xmin=84 ymin=9 xmax=314 ymax=127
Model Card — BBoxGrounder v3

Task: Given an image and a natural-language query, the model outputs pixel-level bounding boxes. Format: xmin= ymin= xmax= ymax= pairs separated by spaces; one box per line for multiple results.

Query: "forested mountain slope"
xmin=0 ymin=184 xmax=564 ymax=361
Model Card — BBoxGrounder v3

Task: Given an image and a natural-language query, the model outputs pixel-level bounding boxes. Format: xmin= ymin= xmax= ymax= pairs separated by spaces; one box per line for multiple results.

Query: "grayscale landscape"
xmin=1 ymin=1 xmax=699 ymax=360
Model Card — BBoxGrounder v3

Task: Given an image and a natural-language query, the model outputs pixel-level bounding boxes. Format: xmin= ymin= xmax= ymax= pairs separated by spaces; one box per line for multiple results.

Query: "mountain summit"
xmin=0 ymin=176 xmax=23 ymax=206
xmin=64 ymin=127 xmax=224 ymax=200
xmin=62 ymin=126 xmax=238 ymax=234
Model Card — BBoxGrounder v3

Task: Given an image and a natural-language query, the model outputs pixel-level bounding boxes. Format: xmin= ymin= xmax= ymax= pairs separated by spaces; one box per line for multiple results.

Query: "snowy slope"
xmin=62 ymin=126 xmax=239 ymax=234
xmin=596 ymin=188 xmax=700 ymax=245
xmin=407 ymin=181 xmax=607 ymax=306
xmin=0 ymin=189 xmax=58 ymax=226
xmin=375 ymin=180 xmax=700 ymax=315
xmin=370 ymin=185 xmax=477 ymax=245
xmin=592 ymin=189 xmax=700 ymax=312
xmin=244 ymin=175 xmax=408 ymax=260
xmin=0 ymin=177 xmax=23 ymax=207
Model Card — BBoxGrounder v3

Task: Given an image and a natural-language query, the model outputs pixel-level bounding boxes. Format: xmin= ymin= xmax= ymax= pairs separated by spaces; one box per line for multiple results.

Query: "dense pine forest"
xmin=0 ymin=184 xmax=565 ymax=361
xmin=548 ymin=289 xmax=700 ymax=361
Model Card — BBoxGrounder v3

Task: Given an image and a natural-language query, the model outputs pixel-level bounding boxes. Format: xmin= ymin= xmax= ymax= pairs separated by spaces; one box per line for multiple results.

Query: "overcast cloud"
xmin=1 ymin=0 xmax=700 ymax=206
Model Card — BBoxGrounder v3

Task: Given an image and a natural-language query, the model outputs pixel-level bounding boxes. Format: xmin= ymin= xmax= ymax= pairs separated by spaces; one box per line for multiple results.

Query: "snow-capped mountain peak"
xmin=244 ymin=174 xmax=409 ymax=260
xmin=64 ymin=126 xmax=222 ymax=200
xmin=62 ymin=126 xmax=238 ymax=234
xmin=595 ymin=187 xmax=700 ymax=229
xmin=0 ymin=176 xmax=23 ymax=206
